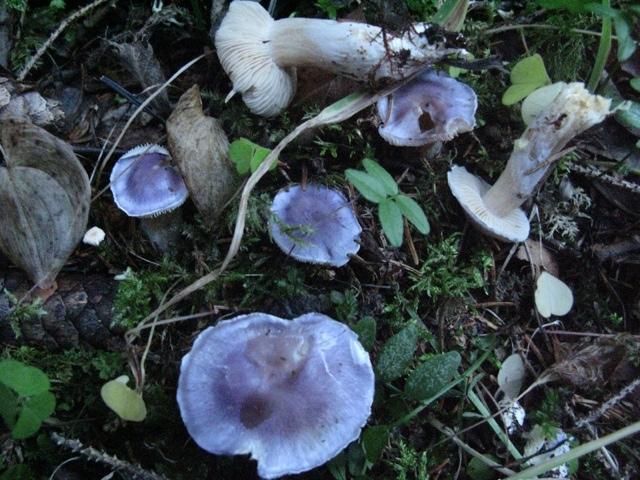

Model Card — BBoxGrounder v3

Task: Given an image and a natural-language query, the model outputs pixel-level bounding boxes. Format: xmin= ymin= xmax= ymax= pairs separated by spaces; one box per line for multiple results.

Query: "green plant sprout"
xmin=502 ymin=54 xmax=551 ymax=106
xmin=345 ymin=159 xmax=430 ymax=247
xmin=0 ymin=359 xmax=56 ymax=439
xmin=228 ymin=137 xmax=278 ymax=175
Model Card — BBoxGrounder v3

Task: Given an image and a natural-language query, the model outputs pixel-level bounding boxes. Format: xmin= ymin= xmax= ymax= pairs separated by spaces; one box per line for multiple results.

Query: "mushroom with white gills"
xmin=110 ymin=144 xmax=188 ymax=251
xmin=377 ymin=68 xmax=477 ymax=147
xmin=447 ymin=82 xmax=611 ymax=243
xmin=269 ymin=184 xmax=362 ymax=267
xmin=177 ymin=312 xmax=375 ymax=479
xmin=215 ymin=1 xmax=464 ymax=117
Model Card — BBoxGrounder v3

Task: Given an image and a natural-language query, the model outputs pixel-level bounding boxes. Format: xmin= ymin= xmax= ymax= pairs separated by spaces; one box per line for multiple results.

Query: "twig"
xmin=576 ymin=377 xmax=640 ymax=429
xmin=483 ymin=23 xmax=616 ymax=39
xmin=17 ymin=0 xmax=111 ymax=81
xmin=50 ymin=432 xmax=168 ymax=480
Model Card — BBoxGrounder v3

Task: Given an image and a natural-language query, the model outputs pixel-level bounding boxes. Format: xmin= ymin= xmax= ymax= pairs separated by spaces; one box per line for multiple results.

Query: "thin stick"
xmin=17 ymin=0 xmax=110 ymax=81
xmin=483 ymin=23 xmax=616 ymax=39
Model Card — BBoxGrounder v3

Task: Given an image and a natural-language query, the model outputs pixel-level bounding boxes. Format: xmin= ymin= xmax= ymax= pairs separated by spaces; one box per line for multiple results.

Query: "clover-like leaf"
xmin=378 ymin=198 xmax=404 ymax=247
xmin=345 ymin=169 xmax=387 ymax=203
xmin=502 ymin=54 xmax=551 ymax=106
xmin=362 ymin=159 xmax=397 ymax=196
xmin=395 ymin=195 xmax=430 ymax=234
xmin=0 ymin=118 xmax=90 ymax=288
xmin=100 ymin=375 xmax=147 ymax=422
xmin=0 ymin=359 xmax=50 ymax=397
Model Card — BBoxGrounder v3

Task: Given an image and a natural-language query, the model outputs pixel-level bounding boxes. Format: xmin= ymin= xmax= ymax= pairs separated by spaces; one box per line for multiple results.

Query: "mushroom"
xmin=177 ymin=312 xmax=374 ymax=479
xmin=214 ymin=1 xmax=464 ymax=116
xmin=110 ymin=144 xmax=188 ymax=251
xmin=447 ymin=82 xmax=610 ymax=242
xmin=269 ymin=184 xmax=361 ymax=267
xmin=376 ymin=68 xmax=477 ymax=146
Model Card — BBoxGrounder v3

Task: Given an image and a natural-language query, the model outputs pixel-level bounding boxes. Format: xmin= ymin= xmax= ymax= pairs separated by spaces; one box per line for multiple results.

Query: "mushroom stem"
xmin=270 ymin=18 xmax=456 ymax=81
xmin=140 ymin=209 xmax=183 ymax=252
xmin=482 ymin=83 xmax=611 ymax=217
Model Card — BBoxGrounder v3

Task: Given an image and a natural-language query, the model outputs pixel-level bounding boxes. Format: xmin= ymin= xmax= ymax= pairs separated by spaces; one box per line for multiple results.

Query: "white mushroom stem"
xmin=482 ymin=83 xmax=611 ymax=217
xmin=269 ymin=18 xmax=457 ymax=80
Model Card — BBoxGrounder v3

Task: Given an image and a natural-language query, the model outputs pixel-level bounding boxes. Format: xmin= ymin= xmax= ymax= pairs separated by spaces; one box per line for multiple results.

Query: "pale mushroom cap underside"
xmin=110 ymin=144 xmax=188 ymax=217
xmin=177 ymin=312 xmax=375 ymax=479
xmin=269 ymin=184 xmax=362 ymax=267
xmin=377 ymin=69 xmax=477 ymax=146
xmin=447 ymin=165 xmax=530 ymax=242
xmin=214 ymin=0 xmax=296 ymax=117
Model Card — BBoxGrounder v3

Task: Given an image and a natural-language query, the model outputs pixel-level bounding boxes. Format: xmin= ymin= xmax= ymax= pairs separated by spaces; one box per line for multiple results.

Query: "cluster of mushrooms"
xmin=102 ymin=2 xmax=612 ymax=478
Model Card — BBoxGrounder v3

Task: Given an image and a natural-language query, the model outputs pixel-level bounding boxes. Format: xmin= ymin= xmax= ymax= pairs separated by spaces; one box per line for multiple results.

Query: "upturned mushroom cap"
xmin=269 ymin=184 xmax=362 ymax=267
xmin=447 ymin=165 xmax=530 ymax=242
xmin=215 ymin=1 xmax=296 ymax=117
xmin=177 ymin=312 xmax=375 ymax=479
xmin=110 ymin=144 xmax=188 ymax=217
xmin=377 ymin=69 xmax=477 ymax=146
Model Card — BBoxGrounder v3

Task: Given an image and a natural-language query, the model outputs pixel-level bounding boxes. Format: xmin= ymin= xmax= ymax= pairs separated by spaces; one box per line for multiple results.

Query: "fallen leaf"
xmin=534 ymin=272 xmax=574 ymax=318
xmin=0 ymin=118 xmax=90 ymax=288
xmin=166 ymin=85 xmax=237 ymax=224
xmin=497 ymin=353 xmax=526 ymax=399
xmin=100 ymin=375 xmax=147 ymax=422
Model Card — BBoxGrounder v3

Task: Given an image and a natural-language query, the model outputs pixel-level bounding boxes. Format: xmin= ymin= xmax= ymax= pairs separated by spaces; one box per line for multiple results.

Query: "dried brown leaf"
xmin=166 ymin=85 xmax=236 ymax=224
xmin=0 ymin=118 xmax=90 ymax=288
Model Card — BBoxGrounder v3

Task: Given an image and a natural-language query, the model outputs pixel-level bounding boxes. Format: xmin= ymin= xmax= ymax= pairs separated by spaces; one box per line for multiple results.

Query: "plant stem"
xmin=587 ymin=0 xmax=612 ymax=92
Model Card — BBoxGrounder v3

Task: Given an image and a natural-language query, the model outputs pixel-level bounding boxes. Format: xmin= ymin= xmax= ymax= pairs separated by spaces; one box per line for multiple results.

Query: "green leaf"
xmin=432 ymin=0 xmax=469 ymax=32
xmin=394 ymin=195 xmax=430 ymax=234
xmin=11 ymin=406 xmax=41 ymax=439
xmin=466 ymin=456 xmax=498 ymax=480
xmin=376 ymin=323 xmax=419 ymax=382
xmin=616 ymin=100 xmax=640 ymax=131
xmin=503 ymin=54 xmax=551 ymax=105
xmin=345 ymin=169 xmax=387 ymax=203
xmin=0 ymin=464 xmax=33 ymax=480
xmin=630 ymin=78 xmax=640 ymax=93
xmin=361 ymin=425 xmax=389 ymax=463
xmin=228 ymin=138 xmax=276 ymax=175
xmin=362 ymin=159 xmax=397 ymax=196
xmin=352 ymin=316 xmax=376 ymax=351
xmin=378 ymin=198 xmax=403 ymax=247
xmin=24 ymin=391 xmax=55 ymax=420
xmin=405 ymin=351 xmax=462 ymax=401
xmin=0 ymin=360 xmax=50 ymax=396
xmin=100 ymin=376 xmax=147 ymax=422
xmin=0 ymin=383 xmax=18 ymax=428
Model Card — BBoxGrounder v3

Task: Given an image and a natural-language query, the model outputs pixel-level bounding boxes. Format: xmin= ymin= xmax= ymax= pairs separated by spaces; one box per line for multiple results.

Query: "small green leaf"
xmin=630 ymin=78 xmax=640 ymax=93
xmin=0 ymin=360 xmax=50 ymax=396
xmin=0 ymin=383 xmax=18 ymax=428
xmin=249 ymin=145 xmax=273 ymax=173
xmin=11 ymin=407 xmax=41 ymax=439
xmin=502 ymin=84 xmax=541 ymax=106
xmin=405 ymin=351 xmax=462 ymax=401
xmin=394 ymin=195 xmax=430 ymax=234
xmin=432 ymin=0 xmax=469 ymax=32
xmin=503 ymin=54 xmax=551 ymax=105
xmin=362 ymin=425 xmax=390 ymax=463
xmin=376 ymin=323 xmax=419 ymax=382
xmin=378 ymin=198 xmax=403 ymax=247
xmin=466 ymin=455 xmax=499 ymax=480
xmin=319 ymin=92 xmax=368 ymax=119
xmin=228 ymin=138 xmax=276 ymax=175
xmin=352 ymin=316 xmax=376 ymax=351
xmin=345 ymin=169 xmax=387 ymax=203
xmin=362 ymin=159 xmax=397 ymax=196
xmin=101 ymin=376 xmax=147 ymax=422
xmin=24 ymin=391 xmax=55 ymax=420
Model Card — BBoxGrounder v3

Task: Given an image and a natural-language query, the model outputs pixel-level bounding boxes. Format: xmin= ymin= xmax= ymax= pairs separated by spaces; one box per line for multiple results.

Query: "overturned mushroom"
xmin=377 ymin=68 xmax=477 ymax=146
xmin=110 ymin=144 xmax=188 ymax=251
xmin=269 ymin=184 xmax=362 ymax=267
xmin=177 ymin=312 xmax=374 ymax=479
xmin=215 ymin=1 xmax=463 ymax=116
xmin=447 ymin=82 xmax=610 ymax=242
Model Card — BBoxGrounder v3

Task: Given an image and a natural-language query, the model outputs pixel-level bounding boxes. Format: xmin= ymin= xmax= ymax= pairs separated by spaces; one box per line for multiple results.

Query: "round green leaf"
xmin=631 ymin=78 xmax=640 ymax=93
xmin=228 ymin=138 xmax=253 ymax=175
xmin=405 ymin=351 xmax=461 ymax=401
xmin=510 ymin=54 xmax=550 ymax=87
xmin=362 ymin=159 xmax=397 ymax=196
xmin=521 ymin=82 xmax=566 ymax=126
xmin=345 ymin=169 xmax=387 ymax=203
xmin=502 ymin=83 xmax=540 ymax=106
xmin=24 ymin=391 xmax=55 ymax=420
xmin=0 ymin=360 xmax=50 ymax=396
xmin=11 ymin=407 xmax=41 ymax=439
xmin=378 ymin=198 xmax=404 ymax=247
xmin=100 ymin=376 xmax=147 ymax=422
xmin=394 ymin=195 xmax=430 ymax=234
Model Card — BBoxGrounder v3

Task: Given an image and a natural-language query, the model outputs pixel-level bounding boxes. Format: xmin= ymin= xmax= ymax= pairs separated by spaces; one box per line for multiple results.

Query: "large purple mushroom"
xmin=110 ymin=144 xmax=188 ymax=250
xmin=377 ymin=68 xmax=477 ymax=147
xmin=177 ymin=312 xmax=375 ymax=479
xmin=269 ymin=184 xmax=361 ymax=267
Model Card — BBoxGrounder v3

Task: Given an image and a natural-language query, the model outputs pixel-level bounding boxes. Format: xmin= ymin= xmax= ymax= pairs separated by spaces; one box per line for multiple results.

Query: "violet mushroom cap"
xmin=177 ymin=312 xmax=375 ymax=479
xmin=109 ymin=144 xmax=188 ymax=217
xmin=377 ymin=69 xmax=477 ymax=146
xmin=269 ymin=184 xmax=362 ymax=267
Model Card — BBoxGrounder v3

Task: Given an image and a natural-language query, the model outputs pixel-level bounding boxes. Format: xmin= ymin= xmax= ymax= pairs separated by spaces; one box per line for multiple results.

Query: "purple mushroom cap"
xmin=268 ymin=184 xmax=362 ymax=267
xmin=177 ymin=312 xmax=375 ymax=479
xmin=110 ymin=144 xmax=188 ymax=217
xmin=377 ymin=68 xmax=477 ymax=147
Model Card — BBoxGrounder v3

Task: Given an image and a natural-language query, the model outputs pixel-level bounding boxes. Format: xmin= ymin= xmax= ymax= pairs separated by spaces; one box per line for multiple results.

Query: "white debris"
xmin=83 ymin=226 xmax=106 ymax=246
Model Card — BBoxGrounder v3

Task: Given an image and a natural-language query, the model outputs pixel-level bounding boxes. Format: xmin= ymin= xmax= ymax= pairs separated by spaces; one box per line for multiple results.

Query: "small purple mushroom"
xmin=177 ymin=312 xmax=375 ymax=479
xmin=376 ymin=68 xmax=477 ymax=147
xmin=110 ymin=144 xmax=188 ymax=251
xmin=269 ymin=184 xmax=361 ymax=267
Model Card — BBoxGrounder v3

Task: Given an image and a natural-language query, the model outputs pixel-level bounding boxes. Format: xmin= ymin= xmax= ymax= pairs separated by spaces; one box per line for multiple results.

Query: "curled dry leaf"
xmin=166 ymin=85 xmax=236 ymax=224
xmin=0 ymin=118 xmax=90 ymax=288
